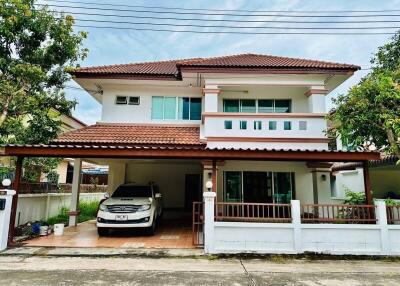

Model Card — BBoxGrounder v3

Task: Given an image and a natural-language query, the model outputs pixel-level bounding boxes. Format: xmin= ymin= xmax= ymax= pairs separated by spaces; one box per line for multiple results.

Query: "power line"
xmin=45 ymin=10 xmax=400 ymax=25
xmin=41 ymin=0 xmax=400 ymax=14
xmin=36 ymin=3 xmax=400 ymax=18
xmin=74 ymin=24 xmax=397 ymax=35
xmin=70 ymin=18 xmax=400 ymax=30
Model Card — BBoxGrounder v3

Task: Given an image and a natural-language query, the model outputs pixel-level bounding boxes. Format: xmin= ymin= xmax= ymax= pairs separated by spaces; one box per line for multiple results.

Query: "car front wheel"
xmin=97 ymin=227 xmax=109 ymax=236
xmin=147 ymin=219 xmax=156 ymax=236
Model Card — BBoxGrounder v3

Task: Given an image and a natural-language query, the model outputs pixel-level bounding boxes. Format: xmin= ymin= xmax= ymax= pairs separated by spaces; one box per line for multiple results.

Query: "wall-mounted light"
xmin=205 ymin=180 xmax=213 ymax=192
xmin=2 ymin=179 xmax=11 ymax=188
xmin=321 ymin=174 xmax=327 ymax=181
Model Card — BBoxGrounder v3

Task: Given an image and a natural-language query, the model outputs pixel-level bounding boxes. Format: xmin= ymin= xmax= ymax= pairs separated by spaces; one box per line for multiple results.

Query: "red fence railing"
xmin=301 ymin=204 xmax=376 ymax=224
xmin=192 ymin=202 xmax=204 ymax=247
xmin=215 ymin=202 xmax=292 ymax=223
xmin=387 ymin=205 xmax=400 ymax=224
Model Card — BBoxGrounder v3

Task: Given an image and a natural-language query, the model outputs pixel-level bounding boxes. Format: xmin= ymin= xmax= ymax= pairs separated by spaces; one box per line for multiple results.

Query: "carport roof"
xmin=1 ymin=143 xmax=380 ymax=162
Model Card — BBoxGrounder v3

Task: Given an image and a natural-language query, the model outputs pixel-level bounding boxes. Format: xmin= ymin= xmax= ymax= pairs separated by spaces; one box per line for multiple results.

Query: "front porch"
xmin=1 ymin=143 xmax=380 ymax=252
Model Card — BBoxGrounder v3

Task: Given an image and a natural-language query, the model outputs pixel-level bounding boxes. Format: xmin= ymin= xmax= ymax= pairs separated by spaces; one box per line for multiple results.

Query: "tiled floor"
xmin=24 ymin=219 xmax=195 ymax=249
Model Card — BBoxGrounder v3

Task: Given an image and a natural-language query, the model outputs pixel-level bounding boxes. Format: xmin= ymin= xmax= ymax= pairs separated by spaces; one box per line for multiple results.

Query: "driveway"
xmin=0 ymin=255 xmax=399 ymax=285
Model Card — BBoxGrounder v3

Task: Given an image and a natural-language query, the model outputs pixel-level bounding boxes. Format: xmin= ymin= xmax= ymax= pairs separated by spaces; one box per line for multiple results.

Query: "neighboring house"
xmin=7 ymin=53 xmax=396 ymax=256
xmin=0 ymin=110 xmax=87 ymax=183
xmin=332 ymin=155 xmax=400 ymax=200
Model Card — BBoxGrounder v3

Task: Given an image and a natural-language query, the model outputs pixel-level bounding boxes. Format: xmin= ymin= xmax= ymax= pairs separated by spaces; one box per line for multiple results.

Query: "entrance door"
xmin=243 ymin=172 xmax=272 ymax=203
xmin=185 ymin=174 xmax=202 ymax=212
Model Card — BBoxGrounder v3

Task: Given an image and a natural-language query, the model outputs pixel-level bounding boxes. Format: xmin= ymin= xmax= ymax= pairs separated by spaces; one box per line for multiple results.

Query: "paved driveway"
xmin=0 ymin=255 xmax=399 ymax=285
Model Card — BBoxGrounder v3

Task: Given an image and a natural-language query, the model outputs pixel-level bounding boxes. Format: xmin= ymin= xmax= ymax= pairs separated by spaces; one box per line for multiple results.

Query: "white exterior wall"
xmin=204 ymin=197 xmax=400 ymax=256
xmin=307 ymin=94 xmax=326 ymax=113
xmin=125 ymin=161 xmax=202 ymax=208
xmin=15 ymin=192 xmax=105 ymax=226
xmin=333 ymin=168 xmax=365 ymax=198
xmin=107 ymin=161 xmax=126 ymax=194
xmin=101 ymin=84 xmax=202 ymax=124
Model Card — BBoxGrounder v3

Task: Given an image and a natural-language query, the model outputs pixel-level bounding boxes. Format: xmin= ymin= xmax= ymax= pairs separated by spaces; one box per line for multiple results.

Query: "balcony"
xmin=202 ymin=112 xmax=329 ymax=149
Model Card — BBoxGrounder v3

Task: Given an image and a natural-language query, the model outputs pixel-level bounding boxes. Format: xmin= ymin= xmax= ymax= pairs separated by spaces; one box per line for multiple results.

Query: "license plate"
xmin=115 ymin=215 xmax=128 ymax=221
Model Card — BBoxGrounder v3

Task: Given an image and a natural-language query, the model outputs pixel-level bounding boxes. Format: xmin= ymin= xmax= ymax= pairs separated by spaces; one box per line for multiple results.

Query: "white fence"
xmin=203 ymin=192 xmax=400 ymax=256
xmin=15 ymin=192 xmax=105 ymax=226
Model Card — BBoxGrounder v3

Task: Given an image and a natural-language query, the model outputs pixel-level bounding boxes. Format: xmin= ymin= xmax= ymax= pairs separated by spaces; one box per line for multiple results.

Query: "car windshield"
xmin=112 ymin=185 xmax=152 ymax=198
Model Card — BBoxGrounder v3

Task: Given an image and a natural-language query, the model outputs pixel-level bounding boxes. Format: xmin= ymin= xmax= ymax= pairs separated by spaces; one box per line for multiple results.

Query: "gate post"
xmin=291 ymin=200 xmax=302 ymax=253
xmin=375 ymin=200 xmax=389 ymax=255
xmin=203 ymin=191 xmax=216 ymax=254
xmin=0 ymin=180 xmax=16 ymax=251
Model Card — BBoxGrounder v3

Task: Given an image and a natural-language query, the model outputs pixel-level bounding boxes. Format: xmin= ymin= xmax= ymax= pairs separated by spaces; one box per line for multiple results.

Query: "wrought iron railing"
xmin=301 ymin=204 xmax=377 ymax=224
xmin=386 ymin=205 xmax=400 ymax=224
xmin=215 ymin=202 xmax=292 ymax=223
xmin=192 ymin=202 xmax=204 ymax=247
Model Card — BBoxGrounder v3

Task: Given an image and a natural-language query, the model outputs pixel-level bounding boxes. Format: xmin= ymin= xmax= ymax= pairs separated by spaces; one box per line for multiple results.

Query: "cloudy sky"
xmin=45 ymin=0 xmax=400 ymax=124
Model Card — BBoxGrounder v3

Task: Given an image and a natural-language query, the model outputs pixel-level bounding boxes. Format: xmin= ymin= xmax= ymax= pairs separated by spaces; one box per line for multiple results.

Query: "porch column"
xmin=8 ymin=156 xmax=23 ymax=246
xmin=69 ymin=158 xmax=82 ymax=227
xmin=203 ymin=87 xmax=220 ymax=113
xmin=305 ymin=88 xmax=328 ymax=113
xmin=363 ymin=161 xmax=373 ymax=205
xmin=212 ymin=160 xmax=217 ymax=193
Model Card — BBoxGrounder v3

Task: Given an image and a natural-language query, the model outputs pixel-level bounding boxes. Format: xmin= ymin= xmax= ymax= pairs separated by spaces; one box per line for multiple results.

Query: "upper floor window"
xmin=115 ymin=96 xmax=128 ymax=105
xmin=128 ymin=96 xmax=140 ymax=105
xmin=151 ymin=96 xmax=201 ymax=120
xmin=223 ymin=99 xmax=291 ymax=113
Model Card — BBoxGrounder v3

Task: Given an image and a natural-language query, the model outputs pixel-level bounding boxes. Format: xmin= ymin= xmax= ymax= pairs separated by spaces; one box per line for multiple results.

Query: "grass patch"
xmin=46 ymin=200 xmax=100 ymax=225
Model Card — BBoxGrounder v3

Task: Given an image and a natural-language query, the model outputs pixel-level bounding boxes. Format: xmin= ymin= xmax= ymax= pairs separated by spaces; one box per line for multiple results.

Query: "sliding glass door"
xmin=223 ymin=171 xmax=294 ymax=203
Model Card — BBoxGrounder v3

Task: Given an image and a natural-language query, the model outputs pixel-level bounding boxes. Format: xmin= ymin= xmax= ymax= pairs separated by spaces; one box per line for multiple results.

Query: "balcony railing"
xmin=301 ymin=204 xmax=377 ymax=224
xmin=215 ymin=202 xmax=292 ymax=223
xmin=202 ymin=112 xmax=328 ymax=142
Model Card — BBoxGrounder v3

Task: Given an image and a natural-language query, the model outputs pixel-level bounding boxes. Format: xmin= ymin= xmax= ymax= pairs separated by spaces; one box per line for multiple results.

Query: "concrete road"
xmin=0 ymin=255 xmax=399 ymax=285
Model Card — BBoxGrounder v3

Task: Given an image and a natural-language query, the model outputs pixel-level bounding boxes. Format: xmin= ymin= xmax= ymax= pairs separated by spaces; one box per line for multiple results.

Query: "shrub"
xmin=343 ymin=188 xmax=366 ymax=205
xmin=46 ymin=200 xmax=100 ymax=225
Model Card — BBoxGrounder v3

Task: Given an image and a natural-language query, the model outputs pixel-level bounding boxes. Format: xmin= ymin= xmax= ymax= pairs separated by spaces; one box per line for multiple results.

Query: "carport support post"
xmin=8 ymin=156 xmax=23 ymax=246
xmin=363 ymin=161 xmax=373 ymax=205
xmin=69 ymin=158 xmax=82 ymax=227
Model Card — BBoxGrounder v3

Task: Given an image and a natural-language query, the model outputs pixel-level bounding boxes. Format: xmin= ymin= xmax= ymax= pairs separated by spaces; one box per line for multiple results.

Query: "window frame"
xmin=239 ymin=120 xmax=247 ymax=130
xmin=224 ymin=120 xmax=233 ymax=130
xmin=152 ymin=96 xmax=202 ymax=121
xmin=128 ymin=96 xmax=140 ymax=105
xmin=223 ymin=99 xmax=292 ymax=113
xmin=115 ymin=96 xmax=128 ymax=105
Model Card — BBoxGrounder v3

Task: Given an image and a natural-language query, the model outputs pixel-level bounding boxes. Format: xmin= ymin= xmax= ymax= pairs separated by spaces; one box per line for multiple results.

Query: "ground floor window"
xmin=223 ymin=171 xmax=295 ymax=204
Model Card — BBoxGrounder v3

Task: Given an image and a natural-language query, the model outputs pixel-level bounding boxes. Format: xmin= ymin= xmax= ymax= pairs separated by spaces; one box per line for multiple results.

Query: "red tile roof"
xmin=71 ymin=53 xmax=359 ymax=78
xmin=52 ymin=123 xmax=203 ymax=146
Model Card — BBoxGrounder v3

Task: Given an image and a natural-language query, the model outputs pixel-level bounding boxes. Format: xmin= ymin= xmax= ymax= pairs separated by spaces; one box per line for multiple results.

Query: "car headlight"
xmin=99 ymin=204 xmax=108 ymax=212
xmin=137 ymin=204 xmax=151 ymax=211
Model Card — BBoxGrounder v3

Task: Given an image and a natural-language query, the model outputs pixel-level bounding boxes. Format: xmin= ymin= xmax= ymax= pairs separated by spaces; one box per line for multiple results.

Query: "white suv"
xmin=97 ymin=184 xmax=163 ymax=236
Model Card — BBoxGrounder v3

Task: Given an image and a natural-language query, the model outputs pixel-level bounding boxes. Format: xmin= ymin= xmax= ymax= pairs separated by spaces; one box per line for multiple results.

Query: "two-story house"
xmin=3 ymin=54 xmax=382 ymax=252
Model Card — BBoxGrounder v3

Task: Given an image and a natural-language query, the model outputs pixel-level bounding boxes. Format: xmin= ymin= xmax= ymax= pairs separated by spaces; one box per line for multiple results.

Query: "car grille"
xmin=97 ymin=217 xmax=149 ymax=224
xmin=106 ymin=205 xmax=141 ymax=213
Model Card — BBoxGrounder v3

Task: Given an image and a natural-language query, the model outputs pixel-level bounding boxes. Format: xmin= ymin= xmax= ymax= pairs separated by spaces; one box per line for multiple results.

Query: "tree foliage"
xmin=0 ymin=0 xmax=88 ymax=144
xmin=328 ymin=31 xmax=400 ymax=158
xmin=0 ymin=0 xmax=87 ymax=181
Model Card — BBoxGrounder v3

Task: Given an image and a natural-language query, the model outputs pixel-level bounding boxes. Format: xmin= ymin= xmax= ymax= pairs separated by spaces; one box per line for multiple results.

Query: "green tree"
xmin=0 ymin=0 xmax=88 ymax=181
xmin=328 ymin=31 xmax=400 ymax=159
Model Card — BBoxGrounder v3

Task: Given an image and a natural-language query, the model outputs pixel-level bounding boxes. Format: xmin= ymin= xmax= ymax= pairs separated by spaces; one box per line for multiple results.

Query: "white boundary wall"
xmin=15 ymin=192 xmax=105 ymax=226
xmin=203 ymin=193 xmax=400 ymax=256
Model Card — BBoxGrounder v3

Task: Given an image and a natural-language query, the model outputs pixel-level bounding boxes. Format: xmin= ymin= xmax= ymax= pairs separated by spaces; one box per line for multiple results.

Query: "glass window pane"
xmin=240 ymin=120 xmax=247 ymax=130
xmin=258 ymin=100 xmax=274 ymax=113
xmin=275 ymin=100 xmax=291 ymax=113
xmin=151 ymin=96 xmax=164 ymax=119
xmin=178 ymin=97 xmax=190 ymax=120
xmin=254 ymin=121 xmax=262 ymax=130
xmin=189 ymin=98 xmax=202 ymax=120
xmin=164 ymin=97 xmax=176 ymax=119
xmin=284 ymin=121 xmax=291 ymax=130
xmin=269 ymin=121 xmax=277 ymax=130
xmin=240 ymin=100 xmax=256 ymax=113
xmin=224 ymin=120 xmax=232 ymax=129
xmin=224 ymin=171 xmax=242 ymax=202
xmin=223 ymin=99 xmax=239 ymax=112
xmin=273 ymin=172 xmax=293 ymax=204
xmin=116 ymin=96 xmax=127 ymax=105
